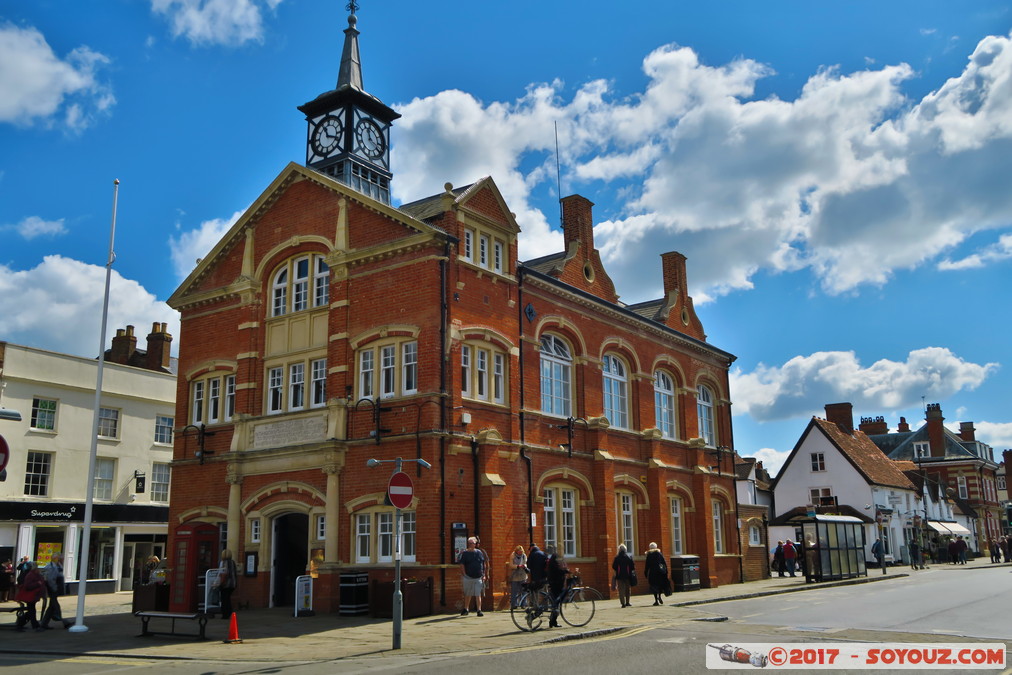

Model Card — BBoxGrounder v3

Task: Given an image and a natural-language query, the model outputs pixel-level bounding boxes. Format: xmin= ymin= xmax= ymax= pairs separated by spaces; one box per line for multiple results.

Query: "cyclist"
xmin=546 ymin=545 xmax=571 ymax=628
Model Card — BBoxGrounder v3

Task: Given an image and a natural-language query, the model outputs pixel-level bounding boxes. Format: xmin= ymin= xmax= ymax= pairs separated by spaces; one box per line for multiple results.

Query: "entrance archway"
xmin=272 ymin=513 xmax=308 ymax=607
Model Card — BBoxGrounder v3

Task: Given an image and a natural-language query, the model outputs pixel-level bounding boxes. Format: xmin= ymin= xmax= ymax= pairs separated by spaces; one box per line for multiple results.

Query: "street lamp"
xmin=0 ymin=407 xmax=22 ymax=422
xmin=366 ymin=456 xmax=431 ymax=650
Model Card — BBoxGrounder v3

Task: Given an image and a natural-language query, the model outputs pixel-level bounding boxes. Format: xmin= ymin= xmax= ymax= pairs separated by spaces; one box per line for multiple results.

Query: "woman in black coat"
xmin=612 ymin=544 xmax=635 ymax=607
xmin=643 ymin=542 xmax=668 ymax=606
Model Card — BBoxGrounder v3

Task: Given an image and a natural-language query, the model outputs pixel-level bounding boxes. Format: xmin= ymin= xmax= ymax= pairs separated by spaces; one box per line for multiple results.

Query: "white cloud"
xmin=0 ymin=256 xmax=179 ymax=357
xmin=391 ymin=32 xmax=1012 ymax=304
xmin=938 ymin=233 xmax=1012 ymax=270
xmin=151 ymin=0 xmax=283 ymax=47
xmin=975 ymin=421 xmax=1012 ymax=453
xmin=0 ymin=22 xmax=114 ymax=130
xmin=750 ymin=447 xmax=793 ymax=478
xmin=4 ymin=216 xmax=68 ymax=240
xmin=168 ymin=210 xmax=243 ymax=280
xmin=730 ymin=347 xmax=999 ymax=422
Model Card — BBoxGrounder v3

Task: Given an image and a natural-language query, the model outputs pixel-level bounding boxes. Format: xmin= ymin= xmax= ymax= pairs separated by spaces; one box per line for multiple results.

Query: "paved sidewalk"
xmin=2 ymin=561 xmax=995 ymax=664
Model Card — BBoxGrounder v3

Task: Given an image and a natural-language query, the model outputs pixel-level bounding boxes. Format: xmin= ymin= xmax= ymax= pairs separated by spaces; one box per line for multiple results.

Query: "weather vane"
xmin=346 ymin=1 xmax=360 ymax=14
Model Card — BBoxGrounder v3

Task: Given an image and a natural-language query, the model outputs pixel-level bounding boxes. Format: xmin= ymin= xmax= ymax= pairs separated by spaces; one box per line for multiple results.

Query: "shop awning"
xmin=927 ymin=520 xmax=953 ymax=534
xmin=944 ymin=522 xmax=972 ymax=536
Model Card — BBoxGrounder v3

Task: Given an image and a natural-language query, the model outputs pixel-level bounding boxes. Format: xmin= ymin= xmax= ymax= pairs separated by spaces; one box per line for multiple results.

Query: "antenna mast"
xmin=555 ymin=121 xmax=563 ymax=227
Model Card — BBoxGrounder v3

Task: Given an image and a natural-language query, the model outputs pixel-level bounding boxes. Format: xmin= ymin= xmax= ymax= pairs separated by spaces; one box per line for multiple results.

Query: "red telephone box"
xmin=169 ymin=522 xmax=220 ymax=612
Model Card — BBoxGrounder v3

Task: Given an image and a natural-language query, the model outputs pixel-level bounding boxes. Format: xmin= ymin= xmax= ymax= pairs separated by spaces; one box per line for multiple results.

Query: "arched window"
xmin=669 ymin=496 xmax=684 ymax=555
xmin=697 ymin=384 xmax=716 ymax=447
xmin=542 ymin=484 xmax=578 ymax=557
xmin=602 ymin=354 xmax=628 ymax=429
xmin=616 ymin=491 xmax=636 ymax=552
xmin=540 ymin=334 xmax=572 ymax=417
xmin=654 ymin=370 xmax=676 ymax=439
xmin=712 ymin=499 xmax=726 ymax=553
xmin=270 ymin=254 xmax=330 ymax=317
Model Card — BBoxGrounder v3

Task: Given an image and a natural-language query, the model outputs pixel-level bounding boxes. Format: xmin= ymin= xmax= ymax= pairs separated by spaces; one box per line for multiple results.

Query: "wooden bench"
xmin=135 ymin=611 xmax=208 ymax=640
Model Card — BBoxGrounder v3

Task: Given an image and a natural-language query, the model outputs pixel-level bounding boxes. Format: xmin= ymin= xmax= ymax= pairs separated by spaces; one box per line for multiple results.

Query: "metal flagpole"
xmin=69 ymin=179 xmax=119 ymax=633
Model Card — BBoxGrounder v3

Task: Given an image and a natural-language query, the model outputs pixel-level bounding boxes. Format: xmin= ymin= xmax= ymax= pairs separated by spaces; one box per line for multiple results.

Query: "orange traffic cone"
xmin=223 ymin=612 xmax=242 ymax=644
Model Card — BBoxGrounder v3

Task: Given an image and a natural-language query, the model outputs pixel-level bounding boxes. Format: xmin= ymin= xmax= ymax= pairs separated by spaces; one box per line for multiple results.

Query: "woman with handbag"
xmin=14 ymin=562 xmax=47 ymax=632
xmin=611 ymin=544 xmax=635 ymax=608
xmin=217 ymin=549 xmax=238 ymax=619
xmin=507 ymin=545 xmax=528 ymax=610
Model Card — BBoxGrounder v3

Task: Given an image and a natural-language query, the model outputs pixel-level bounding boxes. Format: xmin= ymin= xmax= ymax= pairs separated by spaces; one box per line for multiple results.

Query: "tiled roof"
xmin=521 ymin=251 xmax=567 ymax=275
xmin=814 ymin=418 xmax=915 ymax=490
xmin=625 ymin=299 xmax=663 ymax=321
xmin=398 ymin=183 xmax=473 ymax=223
xmin=771 ymin=504 xmax=876 ymax=526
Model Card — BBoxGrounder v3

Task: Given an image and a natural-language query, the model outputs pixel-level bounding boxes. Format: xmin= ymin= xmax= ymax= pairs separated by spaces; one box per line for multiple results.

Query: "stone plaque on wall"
xmin=252 ymin=415 xmax=327 ymax=449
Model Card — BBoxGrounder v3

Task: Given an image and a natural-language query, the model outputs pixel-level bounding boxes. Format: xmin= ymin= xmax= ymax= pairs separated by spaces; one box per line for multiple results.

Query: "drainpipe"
xmin=439 ymin=241 xmax=450 ymax=606
xmin=517 ymin=266 xmax=533 ymax=544
xmin=472 ymin=437 xmax=480 ymax=538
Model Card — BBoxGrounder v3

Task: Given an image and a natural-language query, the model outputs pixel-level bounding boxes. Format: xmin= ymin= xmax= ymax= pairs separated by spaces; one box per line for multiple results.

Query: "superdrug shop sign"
xmin=0 ymin=501 xmax=168 ymax=523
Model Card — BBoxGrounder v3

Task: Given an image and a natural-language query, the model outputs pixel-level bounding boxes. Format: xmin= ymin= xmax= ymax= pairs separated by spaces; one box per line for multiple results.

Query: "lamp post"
xmin=366 ymin=456 xmax=431 ymax=649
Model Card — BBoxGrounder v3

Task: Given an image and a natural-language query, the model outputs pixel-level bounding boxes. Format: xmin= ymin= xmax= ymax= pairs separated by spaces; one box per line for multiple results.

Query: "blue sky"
xmin=2 ymin=1 xmax=1011 ymax=475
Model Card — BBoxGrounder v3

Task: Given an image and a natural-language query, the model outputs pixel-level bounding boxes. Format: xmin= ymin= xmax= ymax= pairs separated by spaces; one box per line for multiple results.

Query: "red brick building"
xmin=165 ymin=12 xmax=740 ymax=613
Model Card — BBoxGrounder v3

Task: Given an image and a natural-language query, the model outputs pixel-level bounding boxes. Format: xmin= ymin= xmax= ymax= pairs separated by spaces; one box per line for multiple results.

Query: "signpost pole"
xmin=392 ymin=457 xmax=403 ymax=650
xmin=367 ymin=455 xmax=428 ymax=650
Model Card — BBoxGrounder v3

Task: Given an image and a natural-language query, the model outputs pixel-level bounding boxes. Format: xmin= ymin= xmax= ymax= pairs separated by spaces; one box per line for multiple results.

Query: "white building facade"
xmin=0 ymin=327 xmax=175 ymax=592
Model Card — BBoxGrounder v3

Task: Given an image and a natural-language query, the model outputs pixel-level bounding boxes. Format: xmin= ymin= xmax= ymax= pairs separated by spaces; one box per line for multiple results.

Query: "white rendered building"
xmin=0 ymin=324 xmax=175 ymax=592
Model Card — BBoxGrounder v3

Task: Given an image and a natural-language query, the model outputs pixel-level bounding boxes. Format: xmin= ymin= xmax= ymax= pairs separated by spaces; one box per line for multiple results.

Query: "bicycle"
xmin=510 ymin=576 xmax=602 ymax=631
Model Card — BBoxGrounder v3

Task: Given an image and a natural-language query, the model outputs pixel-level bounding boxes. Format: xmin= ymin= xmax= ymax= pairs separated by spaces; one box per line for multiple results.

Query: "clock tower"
xmin=298 ymin=9 xmax=400 ymax=204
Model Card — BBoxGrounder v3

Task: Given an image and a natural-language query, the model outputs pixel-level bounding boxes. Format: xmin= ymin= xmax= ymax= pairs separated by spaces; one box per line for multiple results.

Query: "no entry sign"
xmin=0 ymin=434 xmax=9 ymax=474
xmin=387 ymin=471 xmax=414 ymax=509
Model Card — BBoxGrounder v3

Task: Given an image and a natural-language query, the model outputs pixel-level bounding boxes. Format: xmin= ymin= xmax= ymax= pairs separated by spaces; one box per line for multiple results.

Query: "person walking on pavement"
xmin=40 ymin=554 xmax=66 ymax=629
xmin=0 ymin=559 xmax=13 ymax=602
xmin=611 ymin=543 xmax=635 ymax=608
xmin=546 ymin=545 xmax=570 ymax=627
xmin=507 ymin=545 xmax=528 ymax=610
xmin=772 ymin=541 xmax=785 ymax=577
xmin=644 ymin=542 xmax=669 ymax=605
xmin=783 ymin=539 xmax=798 ymax=577
xmin=14 ymin=561 xmax=46 ymax=632
xmin=909 ymin=540 xmax=922 ymax=570
xmin=217 ymin=549 xmax=238 ymax=620
xmin=457 ymin=536 xmax=486 ymax=616
xmin=872 ymin=538 xmax=885 ymax=569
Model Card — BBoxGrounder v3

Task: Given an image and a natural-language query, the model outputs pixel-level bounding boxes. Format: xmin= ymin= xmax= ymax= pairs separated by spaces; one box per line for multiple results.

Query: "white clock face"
xmin=312 ymin=115 xmax=342 ymax=157
xmin=355 ymin=119 xmax=386 ymax=158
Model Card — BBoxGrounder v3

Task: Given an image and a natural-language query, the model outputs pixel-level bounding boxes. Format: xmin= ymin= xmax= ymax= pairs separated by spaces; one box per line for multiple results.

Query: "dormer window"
xmin=271 ymin=254 xmax=330 ymax=317
xmin=913 ymin=441 xmax=929 ymax=459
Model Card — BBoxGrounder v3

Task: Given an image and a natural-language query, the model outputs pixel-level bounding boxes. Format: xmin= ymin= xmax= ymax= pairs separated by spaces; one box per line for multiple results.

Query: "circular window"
xmin=583 ymin=262 xmax=595 ymax=282
xmin=681 ymin=307 xmax=690 ymax=325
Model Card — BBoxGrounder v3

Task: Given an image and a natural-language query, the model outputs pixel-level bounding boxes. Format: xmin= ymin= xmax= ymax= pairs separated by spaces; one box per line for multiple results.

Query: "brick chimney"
xmin=859 ymin=415 xmax=889 ymax=435
xmin=661 ymin=251 xmax=687 ymax=299
xmin=108 ymin=325 xmax=137 ymax=365
xmin=897 ymin=416 xmax=910 ymax=432
xmin=926 ymin=403 xmax=945 ymax=457
xmin=825 ymin=402 xmax=854 ymax=434
xmin=145 ymin=322 xmax=173 ymax=371
xmin=958 ymin=421 xmax=976 ymax=442
xmin=561 ymin=195 xmax=595 ymax=253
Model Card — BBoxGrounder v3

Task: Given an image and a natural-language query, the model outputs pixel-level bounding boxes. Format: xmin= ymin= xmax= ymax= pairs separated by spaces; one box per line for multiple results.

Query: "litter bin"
xmin=670 ymin=555 xmax=700 ymax=592
xmin=339 ymin=570 xmax=369 ymax=615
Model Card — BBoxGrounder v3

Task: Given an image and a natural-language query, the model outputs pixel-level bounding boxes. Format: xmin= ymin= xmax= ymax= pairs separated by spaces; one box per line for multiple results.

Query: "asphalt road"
xmin=706 ymin=564 xmax=1012 ymax=640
